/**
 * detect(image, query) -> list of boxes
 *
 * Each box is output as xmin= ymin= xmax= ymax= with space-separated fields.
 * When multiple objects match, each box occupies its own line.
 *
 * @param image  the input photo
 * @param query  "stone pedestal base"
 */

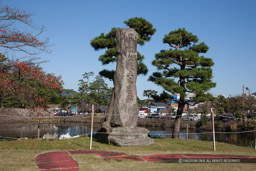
xmin=96 ymin=127 xmax=154 ymax=146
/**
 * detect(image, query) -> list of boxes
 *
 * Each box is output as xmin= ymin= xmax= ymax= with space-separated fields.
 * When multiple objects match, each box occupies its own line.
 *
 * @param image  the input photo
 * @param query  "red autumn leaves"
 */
xmin=0 ymin=55 xmax=63 ymax=108
xmin=0 ymin=5 xmax=59 ymax=109
xmin=0 ymin=6 xmax=44 ymax=47
xmin=5 ymin=6 xmax=29 ymax=21
xmin=0 ymin=30 xmax=43 ymax=46
xmin=13 ymin=60 xmax=63 ymax=90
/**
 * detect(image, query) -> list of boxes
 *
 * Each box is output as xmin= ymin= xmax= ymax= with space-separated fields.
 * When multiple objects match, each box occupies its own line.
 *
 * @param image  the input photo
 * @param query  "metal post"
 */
xmin=186 ymin=124 xmax=188 ymax=141
xmin=211 ymin=108 xmax=216 ymax=151
xmin=90 ymin=104 xmax=95 ymax=150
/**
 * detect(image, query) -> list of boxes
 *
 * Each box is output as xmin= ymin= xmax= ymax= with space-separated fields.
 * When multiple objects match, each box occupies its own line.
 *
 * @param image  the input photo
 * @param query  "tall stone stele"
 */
xmin=98 ymin=28 xmax=153 ymax=146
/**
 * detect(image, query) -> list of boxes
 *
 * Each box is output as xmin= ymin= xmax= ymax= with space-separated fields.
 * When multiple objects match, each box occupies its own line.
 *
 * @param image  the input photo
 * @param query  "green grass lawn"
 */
xmin=0 ymin=137 xmax=256 ymax=171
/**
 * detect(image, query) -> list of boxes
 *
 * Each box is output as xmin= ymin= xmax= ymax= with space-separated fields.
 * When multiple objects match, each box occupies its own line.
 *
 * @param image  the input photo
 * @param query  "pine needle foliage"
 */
xmin=149 ymin=28 xmax=216 ymax=138
xmin=150 ymin=28 xmax=216 ymax=104
xmin=91 ymin=17 xmax=156 ymax=80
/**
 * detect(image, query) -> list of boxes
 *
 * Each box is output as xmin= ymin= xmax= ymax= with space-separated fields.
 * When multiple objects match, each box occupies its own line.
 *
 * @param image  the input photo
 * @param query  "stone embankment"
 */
xmin=0 ymin=108 xmax=105 ymax=124
xmin=0 ymin=108 xmax=52 ymax=122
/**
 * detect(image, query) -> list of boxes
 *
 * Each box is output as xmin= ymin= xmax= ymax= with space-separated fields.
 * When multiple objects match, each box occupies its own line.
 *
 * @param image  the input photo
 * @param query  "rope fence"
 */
xmin=0 ymin=113 xmax=197 ymax=117
xmin=1 ymin=128 xmax=256 ymax=150
xmin=0 ymin=114 xmax=139 ymax=119
xmin=1 ymin=112 xmax=256 ymax=150
xmin=0 ymin=129 xmax=255 ymax=138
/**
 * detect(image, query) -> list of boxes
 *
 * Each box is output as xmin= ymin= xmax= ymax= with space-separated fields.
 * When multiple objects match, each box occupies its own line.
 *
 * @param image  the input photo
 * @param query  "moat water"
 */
xmin=0 ymin=122 xmax=255 ymax=147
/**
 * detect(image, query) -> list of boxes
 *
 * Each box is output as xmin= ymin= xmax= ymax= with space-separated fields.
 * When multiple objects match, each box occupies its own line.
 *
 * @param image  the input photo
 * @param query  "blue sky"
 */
xmin=3 ymin=0 xmax=256 ymax=99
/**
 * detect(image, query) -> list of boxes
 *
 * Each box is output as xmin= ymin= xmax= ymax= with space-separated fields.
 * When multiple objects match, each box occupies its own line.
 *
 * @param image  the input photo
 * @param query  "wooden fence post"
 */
xmin=90 ymin=104 xmax=95 ymax=150
xmin=186 ymin=124 xmax=188 ymax=141
xmin=211 ymin=108 xmax=216 ymax=151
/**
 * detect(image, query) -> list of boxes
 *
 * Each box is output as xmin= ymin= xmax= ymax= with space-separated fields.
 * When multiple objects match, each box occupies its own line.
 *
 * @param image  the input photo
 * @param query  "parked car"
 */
xmin=163 ymin=114 xmax=176 ymax=119
xmin=148 ymin=114 xmax=160 ymax=119
xmin=56 ymin=112 xmax=65 ymax=116
xmin=56 ymin=112 xmax=74 ymax=116
xmin=138 ymin=111 xmax=146 ymax=118
xmin=188 ymin=113 xmax=201 ymax=121
xmin=188 ymin=114 xmax=195 ymax=121
xmin=66 ymin=112 xmax=74 ymax=116
xmin=182 ymin=113 xmax=188 ymax=120
xmin=171 ymin=114 xmax=176 ymax=119
xmin=217 ymin=115 xmax=236 ymax=122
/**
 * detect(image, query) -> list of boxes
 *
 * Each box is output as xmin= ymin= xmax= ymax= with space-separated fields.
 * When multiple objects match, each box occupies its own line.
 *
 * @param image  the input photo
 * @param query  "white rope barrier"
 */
xmin=93 ymin=130 xmax=256 ymax=135
xmin=0 ymin=113 xmax=177 ymax=117
xmin=1 ymin=129 xmax=255 ymax=138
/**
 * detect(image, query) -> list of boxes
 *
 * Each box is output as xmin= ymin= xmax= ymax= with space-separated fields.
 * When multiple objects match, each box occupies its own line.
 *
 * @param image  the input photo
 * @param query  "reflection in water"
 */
xmin=56 ymin=125 xmax=91 ymax=137
xmin=0 ymin=123 xmax=255 ymax=147
xmin=147 ymin=129 xmax=255 ymax=147
xmin=0 ymin=123 xmax=54 ymax=138
xmin=0 ymin=123 xmax=97 ymax=140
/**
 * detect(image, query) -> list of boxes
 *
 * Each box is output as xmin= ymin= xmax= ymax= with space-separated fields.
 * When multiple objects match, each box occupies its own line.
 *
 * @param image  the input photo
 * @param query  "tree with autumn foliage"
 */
xmin=149 ymin=28 xmax=216 ymax=138
xmin=0 ymin=54 xmax=63 ymax=109
xmin=0 ymin=4 xmax=49 ymax=57
xmin=0 ymin=4 xmax=62 ymax=109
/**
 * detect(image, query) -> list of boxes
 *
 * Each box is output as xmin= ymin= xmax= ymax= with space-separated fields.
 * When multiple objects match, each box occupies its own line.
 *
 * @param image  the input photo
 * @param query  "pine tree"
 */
xmin=149 ymin=28 xmax=216 ymax=138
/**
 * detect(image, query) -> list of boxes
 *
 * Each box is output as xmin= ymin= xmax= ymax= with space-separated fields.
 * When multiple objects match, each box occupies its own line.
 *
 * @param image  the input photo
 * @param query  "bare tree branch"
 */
xmin=0 ymin=4 xmax=50 ymax=60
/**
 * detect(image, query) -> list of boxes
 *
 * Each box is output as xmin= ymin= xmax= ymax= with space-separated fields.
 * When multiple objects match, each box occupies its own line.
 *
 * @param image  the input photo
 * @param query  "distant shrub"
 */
xmin=196 ymin=114 xmax=208 ymax=128
xmin=248 ymin=118 xmax=256 ymax=128
xmin=235 ymin=113 xmax=242 ymax=119
xmin=226 ymin=122 xmax=237 ymax=132
xmin=215 ymin=121 xmax=222 ymax=129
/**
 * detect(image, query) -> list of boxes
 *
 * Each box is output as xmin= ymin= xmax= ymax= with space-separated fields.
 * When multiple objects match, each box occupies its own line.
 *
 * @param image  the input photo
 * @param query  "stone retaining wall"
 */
xmin=0 ymin=108 xmax=51 ymax=122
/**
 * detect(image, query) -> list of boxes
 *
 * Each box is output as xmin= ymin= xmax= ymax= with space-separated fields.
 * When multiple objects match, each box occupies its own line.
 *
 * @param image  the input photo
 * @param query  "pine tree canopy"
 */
xmin=90 ymin=28 xmax=117 ymax=50
xmin=91 ymin=17 xmax=156 ymax=80
xmin=149 ymin=28 xmax=216 ymax=104
xmin=99 ymin=69 xmax=115 ymax=81
xmin=124 ymin=17 xmax=156 ymax=45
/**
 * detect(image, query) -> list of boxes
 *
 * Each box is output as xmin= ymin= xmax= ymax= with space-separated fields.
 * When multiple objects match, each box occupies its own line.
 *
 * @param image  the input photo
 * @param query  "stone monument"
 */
xmin=98 ymin=28 xmax=154 ymax=146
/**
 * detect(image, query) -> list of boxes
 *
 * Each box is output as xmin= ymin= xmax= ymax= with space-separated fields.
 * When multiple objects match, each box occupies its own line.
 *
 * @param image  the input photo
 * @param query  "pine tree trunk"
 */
xmin=173 ymin=65 xmax=186 ymax=138
xmin=173 ymin=72 xmax=185 ymax=138
xmin=173 ymin=102 xmax=185 ymax=138
xmin=173 ymin=115 xmax=181 ymax=138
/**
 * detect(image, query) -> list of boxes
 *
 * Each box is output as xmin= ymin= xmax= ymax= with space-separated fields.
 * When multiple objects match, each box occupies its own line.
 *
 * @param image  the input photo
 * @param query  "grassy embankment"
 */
xmin=0 ymin=137 xmax=256 ymax=171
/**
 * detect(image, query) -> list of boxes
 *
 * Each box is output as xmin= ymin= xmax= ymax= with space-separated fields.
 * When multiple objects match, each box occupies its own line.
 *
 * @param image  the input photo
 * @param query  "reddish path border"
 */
xmin=35 ymin=151 xmax=256 ymax=170
xmin=35 ymin=152 xmax=78 ymax=171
